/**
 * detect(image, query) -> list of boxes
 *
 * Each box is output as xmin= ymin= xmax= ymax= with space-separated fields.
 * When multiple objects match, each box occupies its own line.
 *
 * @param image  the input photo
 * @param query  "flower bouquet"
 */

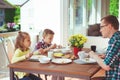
xmin=0 ymin=22 xmax=20 ymax=33
xmin=69 ymin=34 xmax=87 ymax=56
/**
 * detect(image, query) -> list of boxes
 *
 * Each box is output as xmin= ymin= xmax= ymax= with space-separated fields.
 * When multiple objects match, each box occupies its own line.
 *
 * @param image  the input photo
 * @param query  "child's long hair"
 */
xmin=15 ymin=31 xmax=30 ymax=51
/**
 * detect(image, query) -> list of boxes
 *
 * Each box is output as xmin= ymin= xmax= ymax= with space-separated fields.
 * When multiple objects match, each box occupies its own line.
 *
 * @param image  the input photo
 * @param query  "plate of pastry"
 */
xmin=51 ymin=58 xmax=72 ymax=64
xmin=74 ymin=58 xmax=96 ymax=64
xmin=81 ymin=58 xmax=96 ymax=63
xmin=29 ymin=55 xmax=47 ymax=61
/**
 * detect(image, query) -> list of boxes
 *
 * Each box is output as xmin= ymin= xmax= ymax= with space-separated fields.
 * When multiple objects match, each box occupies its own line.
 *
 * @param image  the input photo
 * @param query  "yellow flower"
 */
xmin=68 ymin=34 xmax=87 ymax=48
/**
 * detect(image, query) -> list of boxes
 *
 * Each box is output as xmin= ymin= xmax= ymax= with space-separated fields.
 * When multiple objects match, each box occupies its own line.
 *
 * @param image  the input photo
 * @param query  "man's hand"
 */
xmin=98 ymin=54 xmax=105 ymax=59
xmin=89 ymin=51 xmax=96 ymax=58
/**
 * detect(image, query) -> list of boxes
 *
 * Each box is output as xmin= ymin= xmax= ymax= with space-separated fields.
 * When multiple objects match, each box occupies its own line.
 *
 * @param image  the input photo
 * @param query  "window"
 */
xmin=61 ymin=0 xmax=112 ymax=45
xmin=0 ymin=9 xmax=4 ymax=27
xmin=68 ymin=0 xmax=110 ymax=36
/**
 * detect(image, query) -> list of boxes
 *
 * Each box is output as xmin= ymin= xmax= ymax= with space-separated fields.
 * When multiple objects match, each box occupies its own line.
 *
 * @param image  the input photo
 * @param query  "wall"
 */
xmin=84 ymin=36 xmax=109 ymax=51
xmin=21 ymin=0 xmax=61 ymax=49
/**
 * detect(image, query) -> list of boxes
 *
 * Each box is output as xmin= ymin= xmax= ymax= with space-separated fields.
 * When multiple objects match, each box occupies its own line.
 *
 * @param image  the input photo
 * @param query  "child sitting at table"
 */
xmin=35 ymin=28 xmax=63 ymax=80
xmin=11 ymin=31 xmax=42 ymax=80
xmin=35 ymin=28 xmax=61 ymax=54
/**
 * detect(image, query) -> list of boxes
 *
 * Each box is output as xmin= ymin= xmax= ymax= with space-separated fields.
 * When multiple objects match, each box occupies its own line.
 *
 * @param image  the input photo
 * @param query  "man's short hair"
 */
xmin=101 ymin=15 xmax=119 ymax=30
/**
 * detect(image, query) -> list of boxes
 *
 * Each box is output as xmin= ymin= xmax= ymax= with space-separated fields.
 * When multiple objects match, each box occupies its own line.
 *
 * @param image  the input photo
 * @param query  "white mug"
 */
xmin=78 ymin=51 xmax=88 ymax=60
xmin=48 ymin=51 xmax=53 ymax=58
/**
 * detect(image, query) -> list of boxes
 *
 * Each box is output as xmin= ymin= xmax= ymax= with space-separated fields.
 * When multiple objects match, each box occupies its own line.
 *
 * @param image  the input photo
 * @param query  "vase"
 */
xmin=73 ymin=47 xmax=82 ymax=57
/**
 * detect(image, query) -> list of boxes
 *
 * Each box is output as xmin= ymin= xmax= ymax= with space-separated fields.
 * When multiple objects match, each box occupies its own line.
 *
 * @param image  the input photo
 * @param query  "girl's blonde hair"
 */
xmin=42 ymin=29 xmax=54 ymax=37
xmin=15 ymin=31 xmax=30 ymax=51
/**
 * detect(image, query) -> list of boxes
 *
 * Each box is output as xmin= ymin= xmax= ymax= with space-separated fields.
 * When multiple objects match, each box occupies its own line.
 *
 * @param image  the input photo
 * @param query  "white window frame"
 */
xmin=61 ymin=0 xmax=110 ymax=45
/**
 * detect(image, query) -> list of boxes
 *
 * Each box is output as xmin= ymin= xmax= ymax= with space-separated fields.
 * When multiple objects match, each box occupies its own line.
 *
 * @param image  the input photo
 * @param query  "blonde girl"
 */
xmin=11 ymin=31 xmax=42 ymax=80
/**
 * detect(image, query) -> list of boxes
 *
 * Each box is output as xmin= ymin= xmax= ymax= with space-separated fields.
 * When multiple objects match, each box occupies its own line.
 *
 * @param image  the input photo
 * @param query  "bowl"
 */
xmin=61 ymin=49 xmax=71 ymax=54
xmin=39 ymin=57 xmax=51 ymax=64
xmin=52 ymin=49 xmax=61 ymax=52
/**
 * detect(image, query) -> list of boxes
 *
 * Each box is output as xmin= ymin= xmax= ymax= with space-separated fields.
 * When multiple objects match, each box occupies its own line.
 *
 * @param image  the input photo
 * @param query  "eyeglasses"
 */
xmin=100 ymin=24 xmax=108 ymax=29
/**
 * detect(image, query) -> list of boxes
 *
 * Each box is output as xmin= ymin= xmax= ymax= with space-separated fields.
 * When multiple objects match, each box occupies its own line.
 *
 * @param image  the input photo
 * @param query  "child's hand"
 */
xmin=38 ymin=48 xmax=44 ymax=54
xmin=25 ymin=53 xmax=33 ymax=59
xmin=57 ymin=45 xmax=62 ymax=48
xmin=50 ymin=44 xmax=57 ymax=49
xmin=29 ymin=53 xmax=33 ymax=57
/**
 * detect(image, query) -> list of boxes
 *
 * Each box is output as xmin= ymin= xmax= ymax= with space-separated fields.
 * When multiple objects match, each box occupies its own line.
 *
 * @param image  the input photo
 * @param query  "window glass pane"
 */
xmin=0 ymin=9 xmax=4 ymax=27
xmin=87 ymin=0 xmax=92 ymax=23
xmin=69 ymin=0 xmax=90 ymax=35
xmin=75 ymin=0 xmax=83 ymax=26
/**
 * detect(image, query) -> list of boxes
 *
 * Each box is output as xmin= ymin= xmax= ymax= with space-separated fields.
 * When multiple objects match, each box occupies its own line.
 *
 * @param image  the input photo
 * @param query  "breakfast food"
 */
xmin=85 ymin=58 xmax=90 ymax=61
xmin=61 ymin=60 xmax=65 ymax=63
xmin=53 ymin=53 xmax=63 ymax=57
xmin=63 ymin=54 xmax=71 ymax=58
xmin=70 ymin=55 xmax=77 ymax=60
xmin=63 ymin=54 xmax=77 ymax=60
xmin=51 ymin=58 xmax=72 ymax=64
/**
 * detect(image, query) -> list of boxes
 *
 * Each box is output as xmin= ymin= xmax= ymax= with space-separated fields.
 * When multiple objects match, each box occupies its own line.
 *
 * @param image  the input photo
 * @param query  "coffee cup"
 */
xmin=78 ymin=51 xmax=88 ymax=60
xmin=91 ymin=45 xmax=96 ymax=52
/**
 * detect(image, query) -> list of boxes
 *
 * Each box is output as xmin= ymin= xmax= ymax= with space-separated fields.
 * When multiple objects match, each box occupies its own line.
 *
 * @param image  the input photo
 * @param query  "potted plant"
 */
xmin=69 ymin=34 xmax=87 ymax=57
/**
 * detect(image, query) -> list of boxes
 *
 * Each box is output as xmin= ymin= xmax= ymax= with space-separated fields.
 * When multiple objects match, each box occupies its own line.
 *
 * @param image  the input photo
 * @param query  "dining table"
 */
xmin=8 ymin=54 xmax=101 ymax=80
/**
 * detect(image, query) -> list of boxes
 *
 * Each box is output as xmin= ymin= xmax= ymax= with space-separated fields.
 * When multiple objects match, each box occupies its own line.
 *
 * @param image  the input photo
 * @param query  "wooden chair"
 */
xmin=14 ymin=74 xmax=19 ymax=80
xmin=38 ymin=74 xmax=47 ymax=80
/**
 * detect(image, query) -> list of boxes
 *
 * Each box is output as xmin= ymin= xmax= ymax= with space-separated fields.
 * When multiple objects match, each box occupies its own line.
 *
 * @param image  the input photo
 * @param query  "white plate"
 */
xmin=74 ymin=59 xmax=86 ymax=64
xmin=51 ymin=58 xmax=72 ymax=64
xmin=61 ymin=49 xmax=72 ymax=53
xmin=81 ymin=58 xmax=96 ymax=63
xmin=52 ymin=49 xmax=61 ymax=52
xmin=74 ymin=58 xmax=96 ymax=64
xmin=29 ymin=55 xmax=47 ymax=61
xmin=39 ymin=57 xmax=51 ymax=64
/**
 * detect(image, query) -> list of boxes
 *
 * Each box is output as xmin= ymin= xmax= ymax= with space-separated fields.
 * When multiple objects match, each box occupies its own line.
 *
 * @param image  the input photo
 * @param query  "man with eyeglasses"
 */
xmin=89 ymin=15 xmax=120 ymax=80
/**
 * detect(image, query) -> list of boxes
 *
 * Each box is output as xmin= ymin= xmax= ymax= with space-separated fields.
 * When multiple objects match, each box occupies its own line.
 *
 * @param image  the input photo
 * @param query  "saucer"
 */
xmin=74 ymin=58 xmax=96 ymax=64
